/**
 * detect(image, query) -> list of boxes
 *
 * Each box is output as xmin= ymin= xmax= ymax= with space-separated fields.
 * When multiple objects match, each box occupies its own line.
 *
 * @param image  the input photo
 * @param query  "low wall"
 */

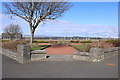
xmin=2 ymin=48 xmax=18 ymax=61
xmin=73 ymin=51 xmax=90 ymax=61
xmin=31 ymin=50 xmax=47 ymax=61
xmin=1 ymin=44 xmax=31 ymax=63
xmin=1 ymin=45 xmax=47 ymax=62
xmin=73 ymin=47 xmax=119 ymax=62
xmin=103 ymin=47 xmax=119 ymax=59
xmin=1 ymin=44 xmax=119 ymax=63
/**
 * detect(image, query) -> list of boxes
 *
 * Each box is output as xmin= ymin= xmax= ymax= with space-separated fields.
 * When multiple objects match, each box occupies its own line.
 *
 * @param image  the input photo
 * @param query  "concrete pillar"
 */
xmin=89 ymin=48 xmax=104 ymax=62
xmin=17 ymin=44 xmax=31 ymax=63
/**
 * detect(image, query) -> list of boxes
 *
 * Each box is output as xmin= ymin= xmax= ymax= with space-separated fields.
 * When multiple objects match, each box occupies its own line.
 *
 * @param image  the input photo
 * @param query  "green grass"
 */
xmin=80 ymin=40 xmax=92 ymax=43
xmin=32 ymin=45 xmax=51 ymax=50
xmin=33 ymin=40 xmax=49 ymax=43
xmin=71 ymin=45 xmax=90 ymax=52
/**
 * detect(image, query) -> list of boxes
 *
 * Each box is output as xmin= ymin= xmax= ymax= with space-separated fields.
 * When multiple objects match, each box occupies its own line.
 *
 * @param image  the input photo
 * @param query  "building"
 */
xmin=1 ymin=33 xmax=23 ymax=40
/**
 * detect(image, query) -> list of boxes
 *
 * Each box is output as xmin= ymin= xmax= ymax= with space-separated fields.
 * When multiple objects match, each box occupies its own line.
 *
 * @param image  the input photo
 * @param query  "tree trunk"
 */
xmin=10 ymin=35 xmax=13 ymax=40
xmin=30 ymin=32 xmax=34 ymax=47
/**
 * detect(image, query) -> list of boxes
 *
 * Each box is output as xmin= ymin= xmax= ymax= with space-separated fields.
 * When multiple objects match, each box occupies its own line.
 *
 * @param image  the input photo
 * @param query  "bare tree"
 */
xmin=4 ymin=23 xmax=22 ymax=40
xmin=3 ymin=1 xmax=72 ymax=46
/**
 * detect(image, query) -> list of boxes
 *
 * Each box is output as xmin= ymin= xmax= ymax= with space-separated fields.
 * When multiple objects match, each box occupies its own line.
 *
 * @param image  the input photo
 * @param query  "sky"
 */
xmin=0 ymin=2 xmax=118 ymax=38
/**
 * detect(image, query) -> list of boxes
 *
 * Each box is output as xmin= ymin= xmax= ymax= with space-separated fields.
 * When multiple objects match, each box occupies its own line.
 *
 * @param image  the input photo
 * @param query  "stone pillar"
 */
xmin=17 ymin=44 xmax=31 ymax=63
xmin=89 ymin=48 xmax=104 ymax=62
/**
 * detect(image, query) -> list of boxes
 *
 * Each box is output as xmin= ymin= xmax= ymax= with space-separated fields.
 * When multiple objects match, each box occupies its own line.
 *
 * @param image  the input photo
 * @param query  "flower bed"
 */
xmin=2 ymin=39 xmax=29 ymax=51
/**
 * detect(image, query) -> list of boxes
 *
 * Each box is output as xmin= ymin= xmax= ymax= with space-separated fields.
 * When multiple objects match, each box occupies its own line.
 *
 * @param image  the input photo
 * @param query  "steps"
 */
xmin=46 ymin=54 xmax=73 ymax=61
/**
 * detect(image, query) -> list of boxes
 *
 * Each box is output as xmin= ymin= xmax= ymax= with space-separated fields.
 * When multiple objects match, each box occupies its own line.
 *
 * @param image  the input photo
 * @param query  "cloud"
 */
xmin=36 ymin=20 xmax=118 ymax=37
xmin=1 ymin=14 xmax=118 ymax=38
xmin=0 ymin=14 xmax=2 ymax=34
xmin=1 ymin=14 xmax=30 ymax=34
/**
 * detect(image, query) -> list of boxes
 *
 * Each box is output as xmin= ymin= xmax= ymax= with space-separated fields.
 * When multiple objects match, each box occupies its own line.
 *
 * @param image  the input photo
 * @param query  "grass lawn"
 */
xmin=32 ymin=45 xmax=51 ymax=50
xmin=71 ymin=44 xmax=90 ymax=52
xmin=33 ymin=40 xmax=49 ymax=43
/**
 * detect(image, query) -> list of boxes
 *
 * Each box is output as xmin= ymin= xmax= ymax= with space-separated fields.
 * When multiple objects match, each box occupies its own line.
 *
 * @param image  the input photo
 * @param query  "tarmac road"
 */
xmin=2 ymin=55 xmax=118 ymax=78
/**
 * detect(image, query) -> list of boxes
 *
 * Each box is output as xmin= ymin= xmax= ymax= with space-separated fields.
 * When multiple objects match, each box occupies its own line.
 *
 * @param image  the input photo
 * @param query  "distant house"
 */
xmin=1 ymin=33 xmax=23 ymax=40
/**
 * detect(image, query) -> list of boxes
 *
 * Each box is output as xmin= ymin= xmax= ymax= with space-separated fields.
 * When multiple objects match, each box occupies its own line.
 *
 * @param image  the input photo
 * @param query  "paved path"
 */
xmin=0 ymin=53 xmax=2 ymax=79
xmin=2 ymin=55 xmax=118 ymax=78
xmin=46 ymin=54 xmax=73 ymax=61
xmin=46 ymin=45 xmax=77 ymax=55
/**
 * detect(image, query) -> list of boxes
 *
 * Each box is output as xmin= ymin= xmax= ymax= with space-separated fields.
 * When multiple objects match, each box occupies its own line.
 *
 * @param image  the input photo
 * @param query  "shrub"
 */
xmin=105 ymin=39 xmax=120 ymax=47
xmin=2 ymin=42 xmax=18 ymax=51
xmin=90 ymin=41 xmax=114 ymax=48
xmin=2 ymin=39 xmax=29 ymax=51
xmin=80 ymin=40 xmax=92 ymax=43
xmin=70 ymin=40 xmax=79 ymax=43
xmin=1 ymin=40 xmax=10 ymax=42
xmin=32 ymin=45 xmax=51 ymax=50
xmin=33 ymin=41 xmax=38 ymax=43
xmin=112 ymin=40 xmax=120 ymax=47
xmin=49 ymin=41 xmax=58 ymax=44
xmin=105 ymin=40 xmax=117 ymax=43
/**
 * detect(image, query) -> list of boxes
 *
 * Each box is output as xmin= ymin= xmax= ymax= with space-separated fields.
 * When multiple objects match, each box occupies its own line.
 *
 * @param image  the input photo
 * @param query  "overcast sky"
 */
xmin=0 ymin=2 xmax=118 ymax=38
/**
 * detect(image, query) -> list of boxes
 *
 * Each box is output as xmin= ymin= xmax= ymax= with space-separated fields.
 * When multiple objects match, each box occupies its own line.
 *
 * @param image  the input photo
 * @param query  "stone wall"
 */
xmin=31 ymin=50 xmax=46 ymax=61
xmin=17 ymin=44 xmax=31 ymax=63
xmin=1 ymin=44 xmax=47 ymax=62
xmin=103 ymin=47 xmax=119 ymax=59
xmin=73 ymin=47 xmax=119 ymax=62
xmin=1 ymin=44 xmax=119 ymax=63
xmin=73 ymin=51 xmax=90 ymax=61
xmin=2 ymin=48 xmax=18 ymax=61
xmin=1 ymin=44 xmax=31 ymax=63
xmin=89 ymin=48 xmax=105 ymax=62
